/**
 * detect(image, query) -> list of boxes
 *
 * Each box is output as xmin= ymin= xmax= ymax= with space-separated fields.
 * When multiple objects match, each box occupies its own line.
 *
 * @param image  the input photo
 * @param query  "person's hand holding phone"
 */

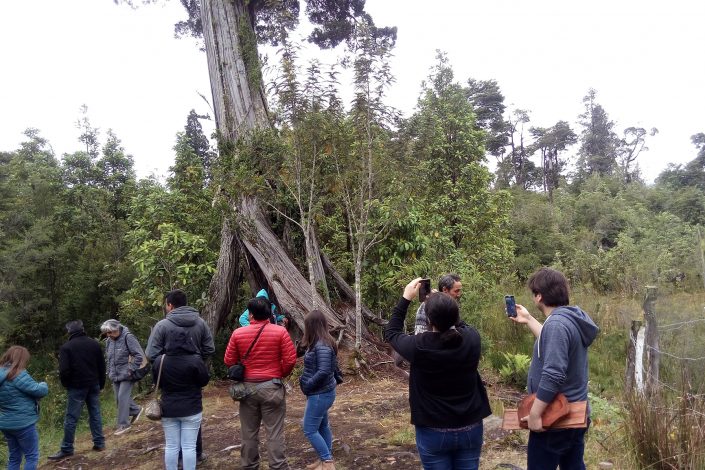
xmin=418 ymin=279 xmax=431 ymax=302
xmin=510 ymin=304 xmax=532 ymax=324
xmin=403 ymin=278 xmax=423 ymax=301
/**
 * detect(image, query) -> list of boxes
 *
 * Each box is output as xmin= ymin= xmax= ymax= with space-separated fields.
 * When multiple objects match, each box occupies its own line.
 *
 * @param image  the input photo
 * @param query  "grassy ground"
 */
xmin=23 ymin=363 xmax=633 ymax=469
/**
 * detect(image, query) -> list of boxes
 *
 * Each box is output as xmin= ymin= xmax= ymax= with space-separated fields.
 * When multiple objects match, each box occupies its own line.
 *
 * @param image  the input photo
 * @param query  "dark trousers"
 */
xmin=61 ymin=385 xmax=104 ymax=453
xmin=527 ymin=425 xmax=589 ymax=470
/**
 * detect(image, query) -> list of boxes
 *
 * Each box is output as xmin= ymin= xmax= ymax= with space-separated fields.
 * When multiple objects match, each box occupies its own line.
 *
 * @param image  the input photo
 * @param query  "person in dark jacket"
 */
xmin=153 ymin=327 xmax=210 ymax=470
xmin=299 ymin=310 xmax=339 ymax=470
xmin=147 ymin=289 xmax=214 ymax=464
xmin=0 ymin=346 xmax=49 ymax=470
xmin=101 ymin=319 xmax=145 ymax=435
xmin=48 ymin=320 xmax=106 ymax=461
xmin=510 ymin=268 xmax=599 ymax=470
xmin=384 ymin=278 xmax=491 ymax=470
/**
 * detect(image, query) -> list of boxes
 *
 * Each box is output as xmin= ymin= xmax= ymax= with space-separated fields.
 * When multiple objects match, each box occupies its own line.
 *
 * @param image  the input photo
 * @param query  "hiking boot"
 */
xmin=114 ymin=425 xmax=131 ymax=435
xmin=306 ymin=461 xmax=322 ymax=469
xmin=130 ymin=406 xmax=143 ymax=424
xmin=93 ymin=445 xmax=105 ymax=451
xmin=321 ymin=461 xmax=336 ymax=470
xmin=47 ymin=450 xmax=73 ymax=460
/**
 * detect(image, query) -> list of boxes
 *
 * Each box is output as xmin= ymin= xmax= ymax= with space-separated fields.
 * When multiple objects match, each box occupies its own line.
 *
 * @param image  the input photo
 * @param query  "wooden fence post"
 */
xmin=625 ymin=319 xmax=642 ymax=393
xmin=643 ymin=286 xmax=659 ymax=396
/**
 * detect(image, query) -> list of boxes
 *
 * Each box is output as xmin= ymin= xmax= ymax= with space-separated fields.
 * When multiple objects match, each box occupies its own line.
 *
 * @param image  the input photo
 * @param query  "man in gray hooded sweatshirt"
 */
xmin=510 ymin=268 xmax=599 ymax=470
xmin=147 ymin=289 xmax=215 ymax=464
xmin=146 ymin=289 xmax=215 ymax=363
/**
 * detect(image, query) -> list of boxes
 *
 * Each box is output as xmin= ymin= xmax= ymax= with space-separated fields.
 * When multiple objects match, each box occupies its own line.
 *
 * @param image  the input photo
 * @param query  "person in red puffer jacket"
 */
xmin=224 ymin=296 xmax=297 ymax=470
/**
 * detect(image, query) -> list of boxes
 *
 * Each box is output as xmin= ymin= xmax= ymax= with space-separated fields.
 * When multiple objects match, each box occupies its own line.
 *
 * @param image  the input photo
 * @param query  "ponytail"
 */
xmin=439 ymin=325 xmax=463 ymax=348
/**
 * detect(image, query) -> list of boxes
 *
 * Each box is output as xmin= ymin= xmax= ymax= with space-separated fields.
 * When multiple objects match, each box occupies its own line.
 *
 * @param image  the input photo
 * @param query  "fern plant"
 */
xmin=499 ymin=352 xmax=531 ymax=389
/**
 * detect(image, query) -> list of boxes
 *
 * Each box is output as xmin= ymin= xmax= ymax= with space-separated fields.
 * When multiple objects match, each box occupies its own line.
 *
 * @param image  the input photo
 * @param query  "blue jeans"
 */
xmin=302 ymin=389 xmax=336 ymax=461
xmin=162 ymin=412 xmax=202 ymax=470
xmin=527 ymin=424 xmax=589 ymax=470
xmin=415 ymin=423 xmax=483 ymax=470
xmin=3 ymin=424 xmax=39 ymax=470
xmin=61 ymin=385 xmax=104 ymax=453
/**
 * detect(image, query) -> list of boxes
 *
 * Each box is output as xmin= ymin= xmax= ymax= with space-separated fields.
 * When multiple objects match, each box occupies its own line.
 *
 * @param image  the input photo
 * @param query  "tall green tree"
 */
xmin=576 ymin=88 xmax=619 ymax=178
xmin=407 ymin=53 xmax=513 ymax=290
xmin=530 ymin=121 xmax=577 ymax=200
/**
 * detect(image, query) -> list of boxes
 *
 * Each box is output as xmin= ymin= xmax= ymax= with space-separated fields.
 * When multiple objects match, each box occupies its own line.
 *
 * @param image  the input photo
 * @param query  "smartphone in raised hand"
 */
xmin=505 ymin=295 xmax=517 ymax=318
xmin=419 ymin=278 xmax=432 ymax=303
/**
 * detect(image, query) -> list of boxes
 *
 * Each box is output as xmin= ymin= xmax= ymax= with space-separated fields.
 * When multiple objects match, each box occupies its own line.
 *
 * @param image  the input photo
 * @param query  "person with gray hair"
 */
xmin=414 ymin=274 xmax=462 ymax=334
xmin=101 ymin=319 xmax=145 ymax=435
xmin=48 ymin=320 xmax=106 ymax=461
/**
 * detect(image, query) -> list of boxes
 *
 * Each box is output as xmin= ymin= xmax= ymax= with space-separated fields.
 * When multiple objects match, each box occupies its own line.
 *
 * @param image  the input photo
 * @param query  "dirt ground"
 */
xmin=38 ymin=358 xmax=530 ymax=470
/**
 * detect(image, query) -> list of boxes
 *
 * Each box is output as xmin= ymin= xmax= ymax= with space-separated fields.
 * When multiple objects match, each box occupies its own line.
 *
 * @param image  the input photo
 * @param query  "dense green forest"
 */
xmin=1 ymin=51 xmax=703 ymax=352
xmin=2 ymin=21 xmax=705 ymax=468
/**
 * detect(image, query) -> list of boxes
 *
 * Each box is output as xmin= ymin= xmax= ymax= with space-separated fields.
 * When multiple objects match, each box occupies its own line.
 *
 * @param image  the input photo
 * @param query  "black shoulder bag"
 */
xmin=227 ymin=323 xmax=267 ymax=382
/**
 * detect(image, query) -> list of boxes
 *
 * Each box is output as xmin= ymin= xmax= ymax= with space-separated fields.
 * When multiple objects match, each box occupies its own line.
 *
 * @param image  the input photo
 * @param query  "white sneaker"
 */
xmin=114 ymin=425 xmax=131 ymax=436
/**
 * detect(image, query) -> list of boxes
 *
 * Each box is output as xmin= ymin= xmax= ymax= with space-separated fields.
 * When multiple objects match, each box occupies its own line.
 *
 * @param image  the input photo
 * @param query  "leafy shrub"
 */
xmin=499 ymin=352 xmax=530 ymax=389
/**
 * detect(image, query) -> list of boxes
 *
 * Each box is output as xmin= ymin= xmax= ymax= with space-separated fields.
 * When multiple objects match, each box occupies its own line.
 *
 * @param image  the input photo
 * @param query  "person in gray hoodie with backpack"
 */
xmin=146 ymin=289 xmax=215 ymax=464
xmin=101 ymin=319 xmax=146 ymax=435
xmin=510 ymin=267 xmax=599 ymax=470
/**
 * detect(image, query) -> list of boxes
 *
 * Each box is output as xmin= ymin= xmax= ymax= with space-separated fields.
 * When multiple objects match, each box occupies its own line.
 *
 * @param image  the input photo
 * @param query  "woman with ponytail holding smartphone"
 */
xmin=384 ymin=278 xmax=491 ymax=470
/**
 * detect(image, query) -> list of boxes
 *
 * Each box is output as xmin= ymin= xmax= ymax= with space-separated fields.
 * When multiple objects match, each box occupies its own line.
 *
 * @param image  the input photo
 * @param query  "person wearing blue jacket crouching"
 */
xmin=299 ymin=310 xmax=339 ymax=470
xmin=239 ymin=288 xmax=286 ymax=327
xmin=0 ymin=346 xmax=49 ymax=470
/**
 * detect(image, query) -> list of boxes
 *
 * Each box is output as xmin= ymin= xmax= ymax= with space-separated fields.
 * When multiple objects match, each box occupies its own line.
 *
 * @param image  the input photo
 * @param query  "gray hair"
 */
xmin=438 ymin=273 xmax=461 ymax=292
xmin=100 ymin=319 xmax=121 ymax=334
xmin=65 ymin=320 xmax=84 ymax=334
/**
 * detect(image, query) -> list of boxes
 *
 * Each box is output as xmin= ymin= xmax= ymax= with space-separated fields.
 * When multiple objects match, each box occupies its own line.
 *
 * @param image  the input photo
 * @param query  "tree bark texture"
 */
xmin=200 ymin=0 xmax=269 ymax=139
xmin=201 ymin=219 xmax=240 ymax=332
xmin=237 ymin=196 xmax=357 ymax=342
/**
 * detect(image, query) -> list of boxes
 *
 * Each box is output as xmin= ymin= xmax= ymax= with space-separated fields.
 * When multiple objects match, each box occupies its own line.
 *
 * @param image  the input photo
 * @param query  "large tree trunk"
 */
xmin=199 ymin=0 xmax=377 ymax=350
xmin=201 ymin=0 xmax=269 ymax=139
xmin=200 ymin=0 xmax=268 ymax=335
xmin=238 ymin=197 xmax=361 ymax=344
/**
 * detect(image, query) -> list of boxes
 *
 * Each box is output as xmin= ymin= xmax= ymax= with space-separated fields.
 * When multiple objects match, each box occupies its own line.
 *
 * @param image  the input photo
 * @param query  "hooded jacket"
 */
xmin=527 ymin=306 xmax=599 ymax=404
xmin=146 ymin=306 xmax=215 ymax=362
xmin=105 ymin=326 xmax=145 ymax=382
xmin=239 ymin=289 xmax=284 ymax=327
xmin=152 ymin=327 xmax=210 ymax=418
xmin=59 ymin=331 xmax=106 ymax=389
xmin=384 ymin=297 xmax=492 ymax=428
xmin=0 ymin=367 xmax=49 ymax=431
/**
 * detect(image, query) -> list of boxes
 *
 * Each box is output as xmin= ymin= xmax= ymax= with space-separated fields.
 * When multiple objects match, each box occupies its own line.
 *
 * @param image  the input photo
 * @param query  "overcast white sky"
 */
xmin=2 ymin=0 xmax=704 ymax=182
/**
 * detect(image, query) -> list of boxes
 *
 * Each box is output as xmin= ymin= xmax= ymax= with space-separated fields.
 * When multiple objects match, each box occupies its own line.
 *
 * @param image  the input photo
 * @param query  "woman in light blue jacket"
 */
xmin=0 ymin=346 xmax=49 ymax=470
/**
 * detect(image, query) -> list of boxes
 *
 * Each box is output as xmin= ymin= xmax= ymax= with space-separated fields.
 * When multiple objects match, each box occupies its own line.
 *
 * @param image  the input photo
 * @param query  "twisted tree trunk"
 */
xmin=199 ymin=0 xmax=374 ymax=348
